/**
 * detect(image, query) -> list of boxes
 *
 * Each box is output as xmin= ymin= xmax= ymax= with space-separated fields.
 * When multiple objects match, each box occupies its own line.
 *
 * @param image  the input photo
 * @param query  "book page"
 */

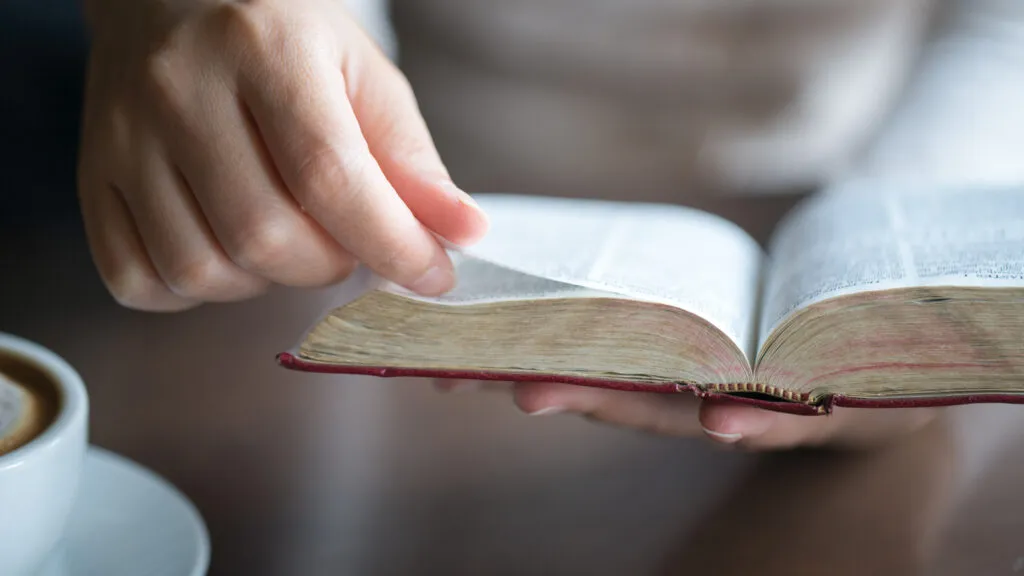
xmin=759 ymin=184 xmax=1024 ymax=345
xmin=387 ymin=255 xmax=617 ymax=304
xmin=389 ymin=195 xmax=764 ymax=359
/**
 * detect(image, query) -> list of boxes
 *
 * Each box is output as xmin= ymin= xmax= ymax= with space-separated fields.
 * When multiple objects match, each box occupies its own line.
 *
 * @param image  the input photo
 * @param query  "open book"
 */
xmin=278 ymin=185 xmax=1024 ymax=414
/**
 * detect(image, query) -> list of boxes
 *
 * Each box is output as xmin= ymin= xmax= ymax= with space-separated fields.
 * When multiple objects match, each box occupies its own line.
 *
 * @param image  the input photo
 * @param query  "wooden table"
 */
xmin=4 ymin=227 xmax=1024 ymax=576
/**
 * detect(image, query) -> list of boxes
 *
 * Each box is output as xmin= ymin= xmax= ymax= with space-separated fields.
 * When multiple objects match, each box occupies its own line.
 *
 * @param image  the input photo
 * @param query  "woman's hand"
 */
xmin=78 ymin=0 xmax=487 ymax=311
xmin=437 ymin=380 xmax=941 ymax=450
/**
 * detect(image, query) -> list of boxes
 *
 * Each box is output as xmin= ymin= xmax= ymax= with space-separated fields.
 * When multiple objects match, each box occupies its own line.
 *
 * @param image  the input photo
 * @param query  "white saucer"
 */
xmin=38 ymin=446 xmax=210 ymax=576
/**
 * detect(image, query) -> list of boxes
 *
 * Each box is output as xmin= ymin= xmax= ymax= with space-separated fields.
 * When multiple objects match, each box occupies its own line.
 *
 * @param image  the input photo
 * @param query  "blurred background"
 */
xmin=3 ymin=0 xmax=1024 ymax=574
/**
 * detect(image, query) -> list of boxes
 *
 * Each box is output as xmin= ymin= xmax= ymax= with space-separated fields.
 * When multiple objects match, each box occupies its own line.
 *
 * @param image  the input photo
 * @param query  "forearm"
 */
xmin=838 ymin=0 xmax=1024 ymax=188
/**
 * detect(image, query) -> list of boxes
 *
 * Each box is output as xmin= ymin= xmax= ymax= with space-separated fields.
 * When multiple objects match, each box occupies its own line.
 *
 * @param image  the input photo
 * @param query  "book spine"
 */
xmin=700 ymin=382 xmax=811 ymax=403
xmin=275 ymin=352 xmax=827 ymax=415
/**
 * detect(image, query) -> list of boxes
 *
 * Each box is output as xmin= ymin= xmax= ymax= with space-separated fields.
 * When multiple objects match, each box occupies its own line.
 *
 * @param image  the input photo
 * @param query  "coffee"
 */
xmin=0 ymin=351 xmax=61 ymax=456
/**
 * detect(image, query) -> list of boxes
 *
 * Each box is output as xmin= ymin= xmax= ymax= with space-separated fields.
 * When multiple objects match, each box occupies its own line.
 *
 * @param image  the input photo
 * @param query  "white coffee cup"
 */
xmin=0 ymin=333 xmax=88 ymax=575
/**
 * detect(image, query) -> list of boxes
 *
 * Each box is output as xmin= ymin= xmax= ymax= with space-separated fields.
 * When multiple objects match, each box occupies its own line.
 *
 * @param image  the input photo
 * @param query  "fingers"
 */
xmin=699 ymin=401 xmax=942 ymax=450
xmin=78 ymin=177 xmax=198 ymax=312
xmin=86 ymin=3 xmax=481 ymax=307
xmin=511 ymin=382 xmax=704 ymax=436
xmin=437 ymin=379 xmax=940 ymax=451
xmin=434 ymin=379 xmax=514 ymax=393
xmin=346 ymin=38 xmax=489 ymax=247
xmin=120 ymin=142 xmax=269 ymax=302
xmin=240 ymin=37 xmax=457 ymax=296
xmin=154 ymin=77 xmax=357 ymax=289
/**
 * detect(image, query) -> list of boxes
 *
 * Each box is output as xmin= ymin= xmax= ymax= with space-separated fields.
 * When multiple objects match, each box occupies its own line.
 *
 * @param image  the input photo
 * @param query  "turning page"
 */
xmin=387 ymin=255 xmax=618 ymax=304
xmin=759 ymin=183 xmax=1024 ymax=347
xmin=388 ymin=194 xmax=765 ymax=359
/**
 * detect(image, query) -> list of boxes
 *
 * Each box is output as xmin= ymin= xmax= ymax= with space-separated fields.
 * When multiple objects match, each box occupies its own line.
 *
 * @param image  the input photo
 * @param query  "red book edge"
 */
xmin=277 ymin=352 xmax=1024 ymax=415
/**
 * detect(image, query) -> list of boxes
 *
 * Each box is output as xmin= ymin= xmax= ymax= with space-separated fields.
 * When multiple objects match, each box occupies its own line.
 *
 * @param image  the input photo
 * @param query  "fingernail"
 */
xmin=701 ymin=407 xmax=777 ymax=443
xmin=702 ymin=428 xmax=743 ymax=443
xmin=408 ymin=262 xmax=455 ymax=296
xmin=527 ymin=406 xmax=565 ymax=416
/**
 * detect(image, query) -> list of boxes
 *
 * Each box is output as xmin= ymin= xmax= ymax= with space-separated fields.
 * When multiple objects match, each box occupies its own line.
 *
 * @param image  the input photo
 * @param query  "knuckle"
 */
xmin=376 ymin=78 xmax=439 ymax=165
xmin=293 ymin=144 xmax=365 ymax=205
xmin=166 ymin=255 xmax=228 ymax=297
xmin=234 ymin=218 xmax=294 ymax=271
xmin=378 ymin=115 xmax=434 ymax=163
xmin=143 ymin=49 xmax=190 ymax=116
xmin=212 ymin=3 xmax=275 ymax=64
xmin=374 ymin=238 xmax=424 ymax=280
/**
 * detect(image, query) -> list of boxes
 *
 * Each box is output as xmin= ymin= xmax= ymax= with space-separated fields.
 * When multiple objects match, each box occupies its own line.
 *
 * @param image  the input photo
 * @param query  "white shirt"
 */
xmin=350 ymin=0 xmax=1024 ymax=205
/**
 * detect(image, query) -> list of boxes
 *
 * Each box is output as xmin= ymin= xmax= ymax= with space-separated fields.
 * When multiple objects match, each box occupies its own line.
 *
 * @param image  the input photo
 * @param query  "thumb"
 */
xmin=698 ymin=400 xmax=941 ymax=450
xmin=344 ymin=35 xmax=489 ymax=247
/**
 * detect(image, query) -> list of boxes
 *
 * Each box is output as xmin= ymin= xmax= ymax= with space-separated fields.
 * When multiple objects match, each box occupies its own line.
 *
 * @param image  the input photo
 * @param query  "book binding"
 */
xmin=277 ymin=352 xmax=1024 ymax=415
